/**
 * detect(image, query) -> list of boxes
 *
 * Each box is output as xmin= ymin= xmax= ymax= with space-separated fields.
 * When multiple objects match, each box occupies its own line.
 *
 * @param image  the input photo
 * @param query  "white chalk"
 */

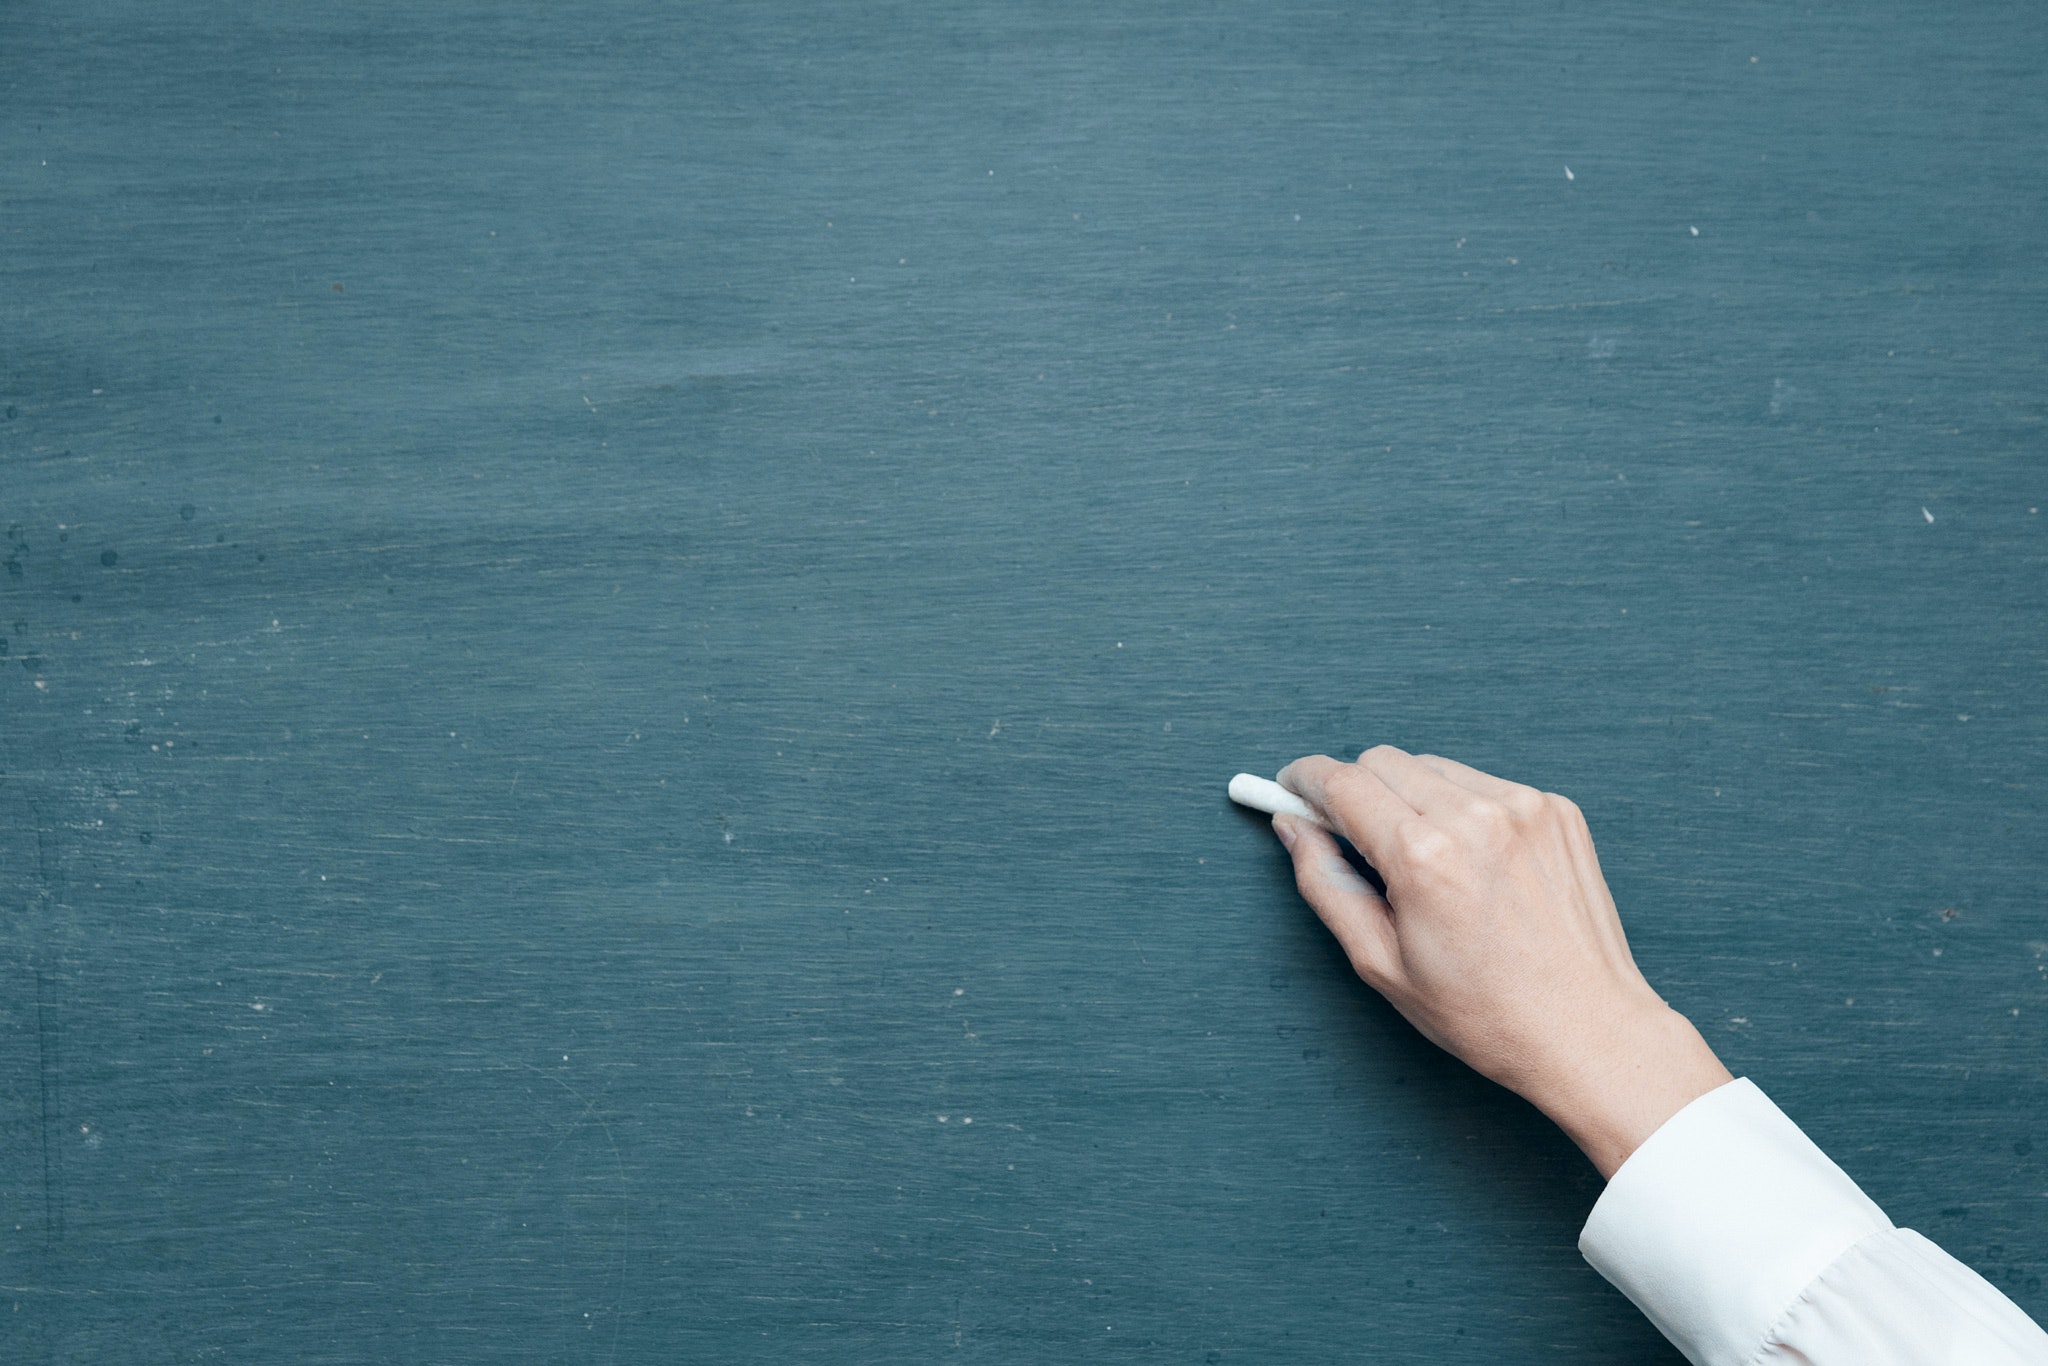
xmin=1227 ymin=773 xmax=1333 ymax=831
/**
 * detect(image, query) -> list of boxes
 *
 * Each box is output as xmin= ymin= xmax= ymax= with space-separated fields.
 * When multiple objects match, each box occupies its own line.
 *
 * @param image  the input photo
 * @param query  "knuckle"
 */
xmin=1544 ymin=791 xmax=1586 ymax=825
xmin=1465 ymin=798 xmax=1514 ymax=842
xmin=1362 ymin=744 xmax=1404 ymax=764
xmin=1394 ymin=820 xmax=1455 ymax=869
xmin=1466 ymin=796 xmax=1509 ymax=827
xmin=1502 ymin=785 xmax=1546 ymax=819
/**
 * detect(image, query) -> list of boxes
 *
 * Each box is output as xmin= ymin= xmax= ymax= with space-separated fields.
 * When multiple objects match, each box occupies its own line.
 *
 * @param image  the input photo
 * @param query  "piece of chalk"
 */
xmin=1227 ymin=773 xmax=1333 ymax=831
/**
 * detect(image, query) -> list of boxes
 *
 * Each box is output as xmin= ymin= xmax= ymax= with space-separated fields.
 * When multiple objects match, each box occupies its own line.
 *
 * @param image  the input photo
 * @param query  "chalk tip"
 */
xmin=1227 ymin=772 xmax=1332 ymax=830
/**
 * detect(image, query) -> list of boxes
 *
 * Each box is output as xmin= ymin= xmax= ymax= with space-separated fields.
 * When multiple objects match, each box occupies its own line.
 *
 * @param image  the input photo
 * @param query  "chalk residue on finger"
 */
xmin=1227 ymin=773 xmax=1332 ymax=830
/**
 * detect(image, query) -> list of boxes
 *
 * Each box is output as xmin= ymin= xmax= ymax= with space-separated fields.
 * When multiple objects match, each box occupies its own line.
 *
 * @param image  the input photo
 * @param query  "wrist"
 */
xmin=1521 ymin=1003 xmax=1734 ymax=1180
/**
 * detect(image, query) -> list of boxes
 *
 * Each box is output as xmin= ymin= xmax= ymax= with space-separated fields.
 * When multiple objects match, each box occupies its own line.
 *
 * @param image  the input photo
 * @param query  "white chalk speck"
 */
xmin=954 ymin=988 xmax=965 ymax=996
xmin=1689 ymin=226 xmax=1700 ymax=236
xmin=1923 ymin=507 xmax=1935 ymax=523
xmin=1564 ymin=166 xmax=1574 ymax=181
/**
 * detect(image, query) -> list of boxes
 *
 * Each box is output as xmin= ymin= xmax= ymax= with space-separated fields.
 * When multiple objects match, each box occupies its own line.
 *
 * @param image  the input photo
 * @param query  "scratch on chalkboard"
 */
xmin=1483 ymin=296 xmax=1670 ymax=315
xmin=515 ymin=1064 xmax=630 ymax=1365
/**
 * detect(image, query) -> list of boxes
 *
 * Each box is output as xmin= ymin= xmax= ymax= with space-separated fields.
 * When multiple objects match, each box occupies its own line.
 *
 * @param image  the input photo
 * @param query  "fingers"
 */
xmin=1412 ymin=753 xmax=1548 ymax=817
xmin=1278 ymin=747 xmax=1555 ymax=878
xmin=1273 ymin=815 xmax=1401 ymax=988
xmin=1355 ymin=744 xmax=1483 ymax=817
xmin=1275 ymin=754 xmax=1413 ymax=872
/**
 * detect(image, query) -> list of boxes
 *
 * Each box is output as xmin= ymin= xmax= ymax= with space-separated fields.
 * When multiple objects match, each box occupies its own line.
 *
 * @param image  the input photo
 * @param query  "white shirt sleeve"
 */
xmin=1579 ymin=1076 xmax=2048 ymax=1365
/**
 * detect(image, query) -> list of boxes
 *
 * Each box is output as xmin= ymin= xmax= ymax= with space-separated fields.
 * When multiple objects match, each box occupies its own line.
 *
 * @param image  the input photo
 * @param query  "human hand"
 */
xmin=1271 ymin=746 xmax=1731 ymax=1179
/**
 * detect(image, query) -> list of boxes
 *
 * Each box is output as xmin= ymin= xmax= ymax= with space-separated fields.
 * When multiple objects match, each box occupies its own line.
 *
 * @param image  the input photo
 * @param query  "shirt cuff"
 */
xmin=1578 ymin=1076 xmax=1894 ymax=1366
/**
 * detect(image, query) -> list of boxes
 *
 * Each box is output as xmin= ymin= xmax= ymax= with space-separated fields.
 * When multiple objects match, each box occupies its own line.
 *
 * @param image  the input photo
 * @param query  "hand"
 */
xmin=1271 ymin=746 xmax=1732 ymax=1179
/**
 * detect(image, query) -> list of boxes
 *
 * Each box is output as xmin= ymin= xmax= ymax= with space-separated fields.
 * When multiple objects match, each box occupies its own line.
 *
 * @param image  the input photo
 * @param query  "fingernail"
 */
xmin=1272 ymin=816 xmax=1298 ymax=849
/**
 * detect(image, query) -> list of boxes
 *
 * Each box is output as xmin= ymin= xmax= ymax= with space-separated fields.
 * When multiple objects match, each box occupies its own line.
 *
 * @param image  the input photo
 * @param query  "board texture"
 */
xmin=4 ymin=2 xmax=2046 ymax=1361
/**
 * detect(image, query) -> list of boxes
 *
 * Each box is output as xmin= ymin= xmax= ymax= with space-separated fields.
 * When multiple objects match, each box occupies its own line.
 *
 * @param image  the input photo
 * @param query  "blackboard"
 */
xmin=4 ymin=2 xmax=2044 ymax=1360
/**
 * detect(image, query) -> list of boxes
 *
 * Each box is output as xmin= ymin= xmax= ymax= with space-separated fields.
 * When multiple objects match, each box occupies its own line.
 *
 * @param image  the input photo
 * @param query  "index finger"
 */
xmin=1276 ymin=754 xmax=1414 ymax=874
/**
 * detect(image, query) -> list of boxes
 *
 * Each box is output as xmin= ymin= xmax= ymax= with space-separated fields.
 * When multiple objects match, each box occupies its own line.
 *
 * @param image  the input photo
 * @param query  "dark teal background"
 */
xmin=4 ymin=2 xmax=2045 ymax=1360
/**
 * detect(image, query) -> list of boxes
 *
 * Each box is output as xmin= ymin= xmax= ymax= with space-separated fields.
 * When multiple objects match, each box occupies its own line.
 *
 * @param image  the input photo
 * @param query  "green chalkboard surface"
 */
xmin=4 ymin=2 xmax=2045 ymax=1360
